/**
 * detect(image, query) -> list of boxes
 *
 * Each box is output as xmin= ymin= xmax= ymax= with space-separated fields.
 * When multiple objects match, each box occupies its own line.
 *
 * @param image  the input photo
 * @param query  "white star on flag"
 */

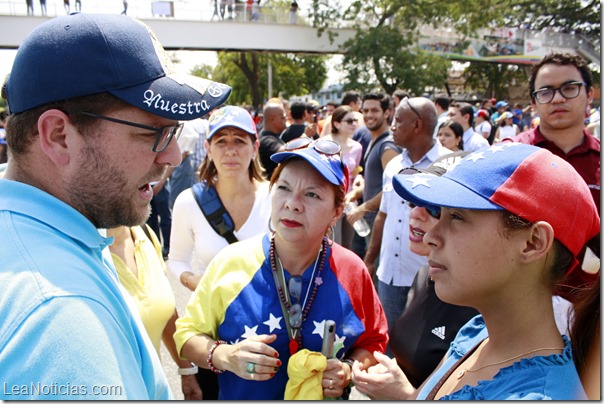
xmin=241 ymin=325 xmax=259 ymax=339
xmin=405 ymin=175 xmax=432 ymax=188
xmin=312 ymin=320 xmax=326 ymax=338
xmin=488 ymin=145 xmax=505 ymax=153
xmin=466 ymin=152 xmax=485 ymax=163
xmin=263 ymin=313 xmax=282 ymax=333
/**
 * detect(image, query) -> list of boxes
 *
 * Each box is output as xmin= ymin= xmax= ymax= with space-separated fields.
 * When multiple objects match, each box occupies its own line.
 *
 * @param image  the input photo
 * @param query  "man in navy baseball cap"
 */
xmin=0 ymin=13 xmax=231 ymax=399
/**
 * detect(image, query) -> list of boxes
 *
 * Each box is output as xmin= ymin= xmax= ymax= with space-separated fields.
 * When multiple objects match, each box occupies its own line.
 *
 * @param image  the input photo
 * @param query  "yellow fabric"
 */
xmin=284 ymin=349 xmax=327 ymax=400
xmin=112 ymin=226 xmax=176 ymax=356
xmin=173 ymin=235 xmax=266 ymax=356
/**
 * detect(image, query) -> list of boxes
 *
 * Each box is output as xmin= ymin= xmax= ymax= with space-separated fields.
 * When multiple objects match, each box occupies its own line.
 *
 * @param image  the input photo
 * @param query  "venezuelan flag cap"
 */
xmin=393 ymin=143 xmax=599 ymax=272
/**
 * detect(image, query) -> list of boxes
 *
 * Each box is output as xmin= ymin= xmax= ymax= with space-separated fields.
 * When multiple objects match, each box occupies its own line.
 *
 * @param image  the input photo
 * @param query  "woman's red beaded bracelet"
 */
xmin=207 ymin=340 xmax=227 ymax=374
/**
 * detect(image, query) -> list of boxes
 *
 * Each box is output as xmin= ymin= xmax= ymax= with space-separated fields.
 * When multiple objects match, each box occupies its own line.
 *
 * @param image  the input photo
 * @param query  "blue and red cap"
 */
xmin=270 ymin=140 xmax=349 ymax=192
xmin=207 ymin=106 xmax=257 ymax=140
xmin=393 ymin=143 xmax=600 ymax=269
xmin=4 ymin=13 xmax=231 ymax=120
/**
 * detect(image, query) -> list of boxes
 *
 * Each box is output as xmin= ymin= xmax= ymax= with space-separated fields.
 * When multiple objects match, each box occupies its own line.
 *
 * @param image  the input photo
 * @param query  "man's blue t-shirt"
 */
xmin=0 ymin=179 xmax=171 ymax=400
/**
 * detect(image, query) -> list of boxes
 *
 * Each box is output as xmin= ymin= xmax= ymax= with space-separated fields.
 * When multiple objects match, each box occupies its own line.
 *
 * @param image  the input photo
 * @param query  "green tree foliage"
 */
xmin=312 ymin=0 xmax=599 ymax=97
xmin=203 ymin=52 xmax=328 ymax=108
xmin=503 ymin=0 xmax=600 ymax=48
xmin=463 ymin=63 xmax=528 ymax=100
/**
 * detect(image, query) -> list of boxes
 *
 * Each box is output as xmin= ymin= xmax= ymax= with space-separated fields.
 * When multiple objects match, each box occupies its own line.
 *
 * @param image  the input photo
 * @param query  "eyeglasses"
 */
xmin=342 ymin=118 xmax=358 ymax=125
xmin=288 ymin=276 xmax=302 ymax=329
xmin=532 ymin=81 xmax=585 ymax=104
xmin=406 ymin=200 xmax=441 ymax=219
xmin=77 ymin=111 xmax=184 ymax=152
xmin=402 ymin=97 xmax=421 ymax=119
xmin=284 ymin=137 xmax=341 ymax=155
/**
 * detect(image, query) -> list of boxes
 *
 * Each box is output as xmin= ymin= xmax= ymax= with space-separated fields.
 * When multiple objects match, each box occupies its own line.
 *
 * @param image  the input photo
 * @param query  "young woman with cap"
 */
xmin=168 ymin=105 xmax=271 ymax=399
xmin=352 ymin=143 xmax=599 ymax=400
xmin=386 ymin=152 xmax=479 ymax=390
xmin=174 ymin=138 xmax=387 ymax=400
xmin=169 ymin=105 xmax=270 ymax=291
xmin=495 ymin=111 xmax=520 ymax=141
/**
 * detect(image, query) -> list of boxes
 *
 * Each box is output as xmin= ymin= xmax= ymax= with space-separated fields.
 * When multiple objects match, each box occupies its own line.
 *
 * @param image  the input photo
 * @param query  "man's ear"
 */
xmin=38 ymin=109 xmax=73 ymax=166
xmin=520 ymin=221 xmax=555 ymax=264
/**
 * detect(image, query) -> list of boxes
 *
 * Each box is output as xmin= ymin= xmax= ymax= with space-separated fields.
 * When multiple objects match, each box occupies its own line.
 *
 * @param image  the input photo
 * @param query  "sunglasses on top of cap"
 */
xmin=76 ymin=111 xmax=184 ymax=153
xmin=284 ymin=137 xmax=341 ymax=155
xmin=283 ymin=137 xmax=347 ymax=184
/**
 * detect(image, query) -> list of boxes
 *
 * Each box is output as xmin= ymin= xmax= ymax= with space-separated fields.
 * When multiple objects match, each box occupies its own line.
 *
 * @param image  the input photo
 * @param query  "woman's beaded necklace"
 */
xmin=270 ymin=235 xmax=328 ymax=355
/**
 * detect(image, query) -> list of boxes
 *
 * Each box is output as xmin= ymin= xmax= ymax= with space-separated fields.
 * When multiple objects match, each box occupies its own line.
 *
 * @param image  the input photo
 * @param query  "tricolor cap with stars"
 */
xmin=271 ymin=144 xmax=347 ymax=190
xmin=393 ymin=143 xmax=599 ymax=273
xmin=207 ymin=105 xmax=257 ymax=140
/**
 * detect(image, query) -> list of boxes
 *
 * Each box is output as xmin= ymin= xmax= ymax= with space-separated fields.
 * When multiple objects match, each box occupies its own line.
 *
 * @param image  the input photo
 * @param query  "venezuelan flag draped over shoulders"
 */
xmin=175 ymin=233 xmax=387 ymax=400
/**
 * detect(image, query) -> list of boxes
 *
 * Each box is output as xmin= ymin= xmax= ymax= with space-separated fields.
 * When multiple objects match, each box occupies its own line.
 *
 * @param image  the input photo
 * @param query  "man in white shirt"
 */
xmin=364 ymin=97 xmax=451 ymax=346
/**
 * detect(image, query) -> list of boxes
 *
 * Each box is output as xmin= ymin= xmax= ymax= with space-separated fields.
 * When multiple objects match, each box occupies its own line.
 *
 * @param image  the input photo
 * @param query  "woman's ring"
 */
xmin=246 ymin=362 xmax=255 ymax=374
xmin=328 ymin=379 xmax=334 ymax=390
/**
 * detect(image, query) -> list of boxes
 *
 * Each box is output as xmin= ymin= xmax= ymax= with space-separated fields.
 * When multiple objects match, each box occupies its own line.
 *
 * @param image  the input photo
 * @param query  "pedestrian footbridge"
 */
xmin=0 ymin=1 xmax=598 ymax=66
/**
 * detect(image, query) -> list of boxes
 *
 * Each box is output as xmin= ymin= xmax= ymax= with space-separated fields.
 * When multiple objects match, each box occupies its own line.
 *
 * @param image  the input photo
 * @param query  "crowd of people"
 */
xmin=0 ymin=11 xmax=600 ymax=402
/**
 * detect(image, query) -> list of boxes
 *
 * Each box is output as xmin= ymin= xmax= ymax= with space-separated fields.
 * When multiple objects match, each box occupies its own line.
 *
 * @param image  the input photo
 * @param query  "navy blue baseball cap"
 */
xmin=207 ymin=106 xmax=257 ymax=140
xmin=4 ymin=13 xmax=231 ymax=119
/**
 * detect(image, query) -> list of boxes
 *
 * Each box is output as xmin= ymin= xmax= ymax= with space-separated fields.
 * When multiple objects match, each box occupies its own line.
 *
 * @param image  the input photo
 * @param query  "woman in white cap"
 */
xmin=169 ymin=105 xmax=271 ymax=399
xmin=174 ymin=137 xmax=387 ymax=400
xmin=351 ymin=143 xmax=599 ymax=400
xmin=495 ymin=111 xmax=520 ymax=141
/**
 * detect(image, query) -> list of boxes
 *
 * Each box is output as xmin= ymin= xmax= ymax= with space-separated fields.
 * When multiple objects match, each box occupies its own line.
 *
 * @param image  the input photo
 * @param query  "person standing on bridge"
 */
xmin=26 ymin=0 xmax=34 ymax=15
xmin=39 ymin=0 xmax=47 ymax=16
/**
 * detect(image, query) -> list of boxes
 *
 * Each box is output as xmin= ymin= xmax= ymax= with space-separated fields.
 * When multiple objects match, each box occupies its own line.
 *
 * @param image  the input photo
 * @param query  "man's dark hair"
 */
xmin=451 ymin=101 xmax=474 ymax=127
xmin=392 ymin=89 xmax=409 ymax=102
xmin=326 ymin=100 xmax=340 ymax=108
xmin=305 ymin=102 xmax=318 ymax=113
xmin=341 ymin=91 xmax=362 ymax=107
xmin=362 ymin=91 xmax=392 ymax=113
xmin=529 ymin=53 xmax=592 ymax=101
xmin=290 ymin=101 xmax=307 ymax=120
xmin=434 ymin=94 xmax=451 ymax=111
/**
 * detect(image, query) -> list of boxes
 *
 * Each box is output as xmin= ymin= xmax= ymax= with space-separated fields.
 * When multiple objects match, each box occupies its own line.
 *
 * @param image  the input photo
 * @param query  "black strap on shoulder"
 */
xmin=191 ymin=182 xmax=239 ymax=244
xmin=140 ymin=224 xmax=153 ymax=241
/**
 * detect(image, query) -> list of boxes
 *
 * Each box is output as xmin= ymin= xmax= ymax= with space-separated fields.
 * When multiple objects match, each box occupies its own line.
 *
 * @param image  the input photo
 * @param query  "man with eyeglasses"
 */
xmin=502 ymin=52 xmax=600 ymax=303
xmin=0 ymin=13 xmax=230 ymax=399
